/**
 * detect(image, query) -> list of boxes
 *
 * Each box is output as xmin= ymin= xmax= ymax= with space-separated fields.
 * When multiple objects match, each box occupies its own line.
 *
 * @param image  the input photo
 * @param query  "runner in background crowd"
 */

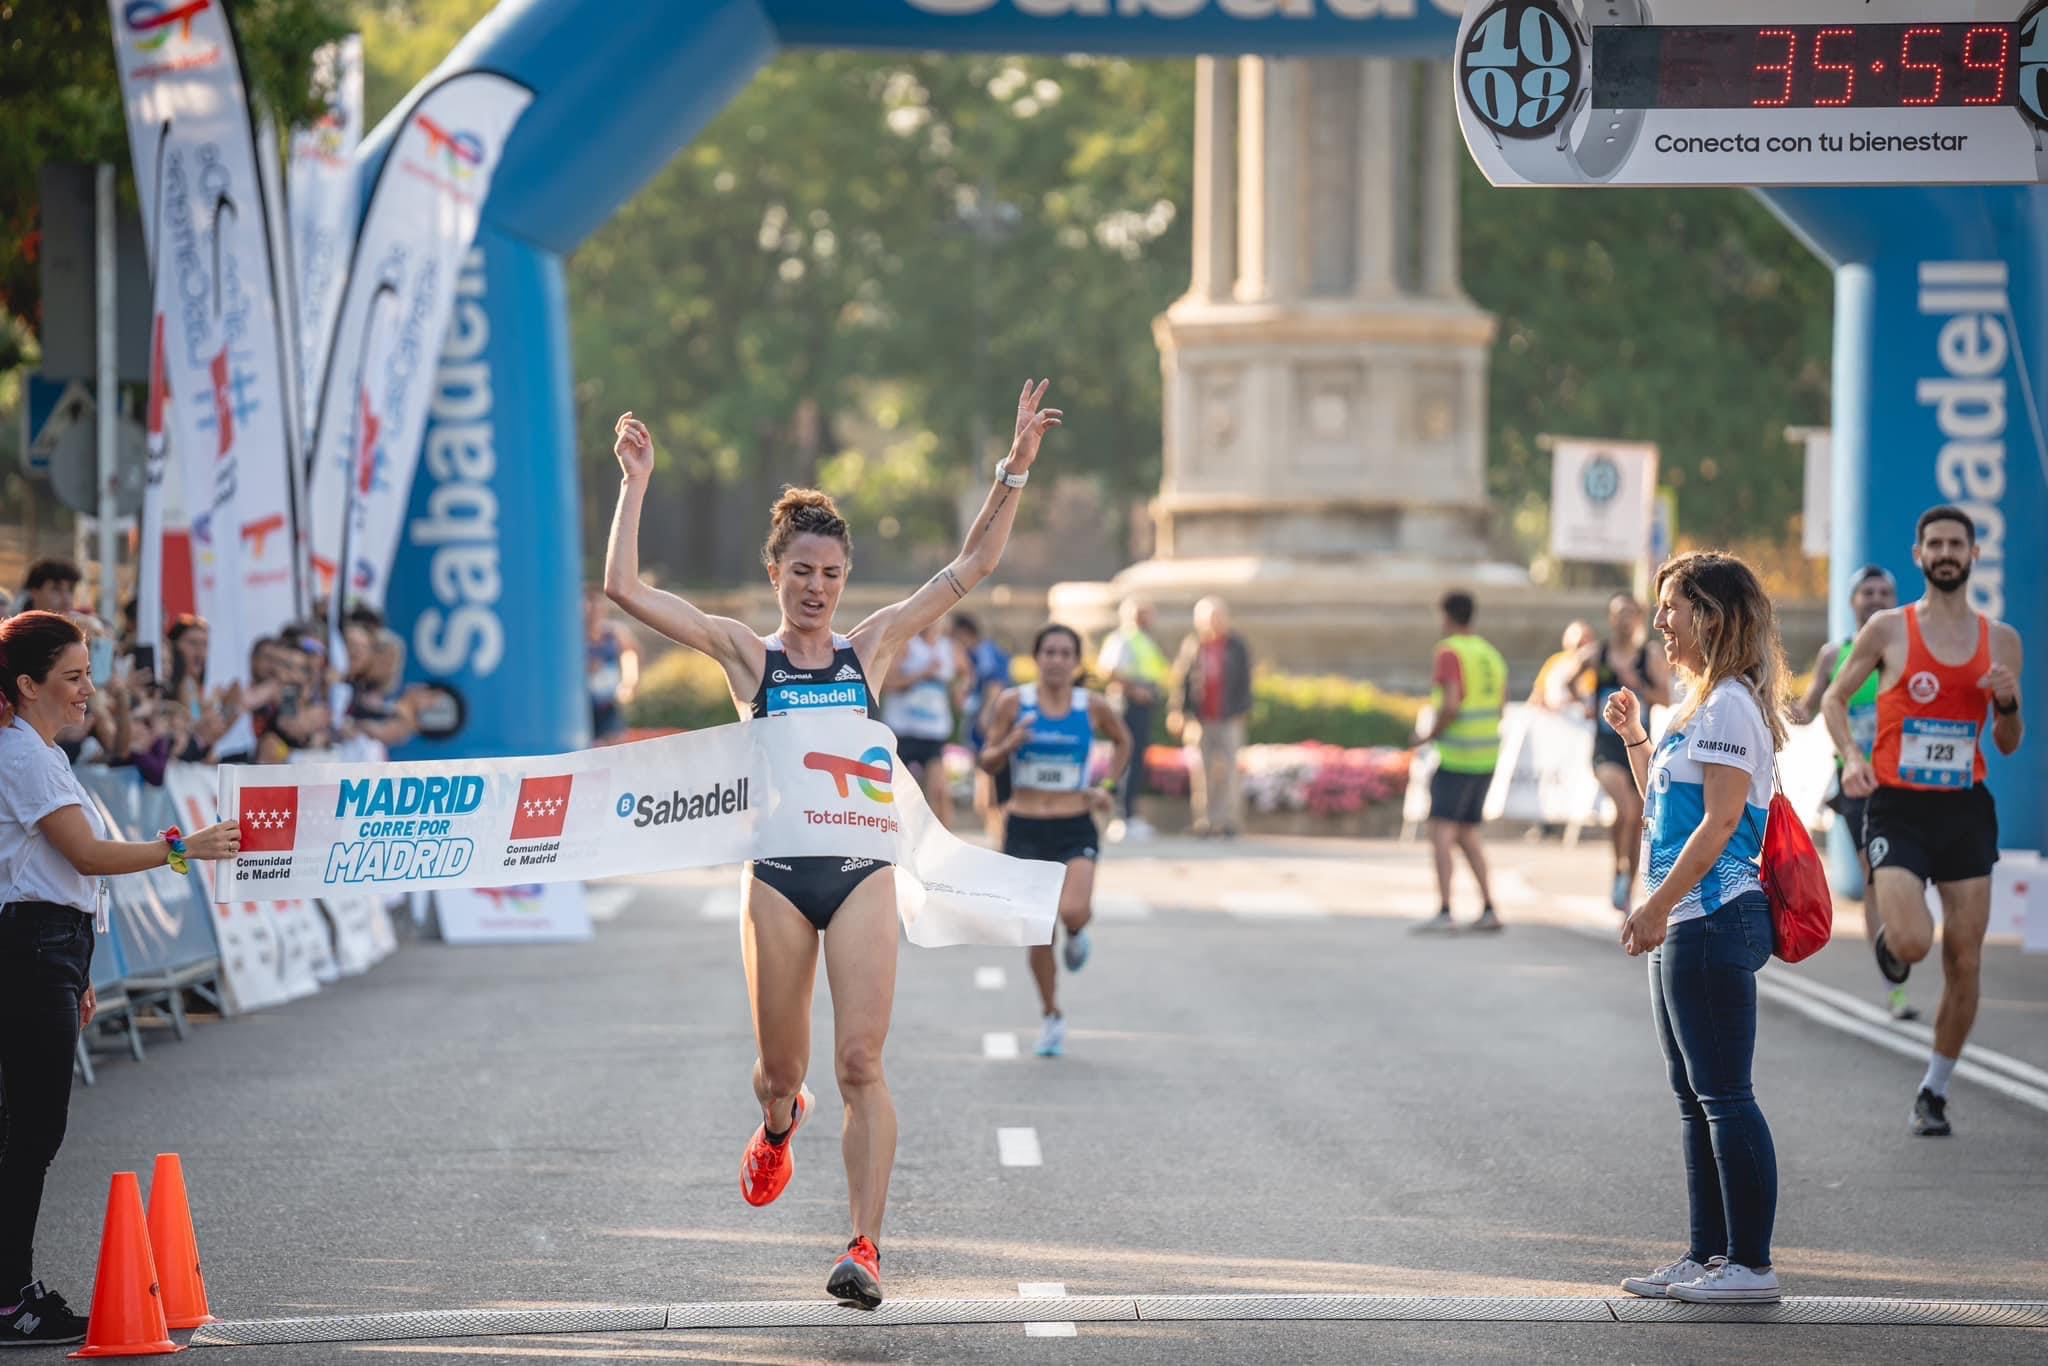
xmin=1095 ymin=596 xmax=1170 ymax=842
xmin=1530 ymin=619 xmax=1596 ymax=711
xmin=1579 ymin=594 xmax=1673 ymax=910
xmin=1824 ymin=506 xmax=2026 ymax=1138
xmin=1789 ymin=564 xmax=1909 ymax=1018
xmin=951 ymin=614 xmax=1013 ymax=840
xmin=882 ymin=620 xmax=958 ymax=829
xmin=979 ymin=623 xmax=1131 ymax=1057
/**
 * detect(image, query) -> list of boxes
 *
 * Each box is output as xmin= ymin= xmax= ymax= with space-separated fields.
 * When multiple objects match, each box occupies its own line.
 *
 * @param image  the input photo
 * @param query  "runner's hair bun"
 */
xmin=764 ymin=487 xmax=852 ymax=568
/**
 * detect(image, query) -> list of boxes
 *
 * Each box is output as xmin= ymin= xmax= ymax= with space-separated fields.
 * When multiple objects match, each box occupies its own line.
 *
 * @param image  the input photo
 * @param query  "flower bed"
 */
xmin=1141 ymin=742 xmax=1410 ymax=816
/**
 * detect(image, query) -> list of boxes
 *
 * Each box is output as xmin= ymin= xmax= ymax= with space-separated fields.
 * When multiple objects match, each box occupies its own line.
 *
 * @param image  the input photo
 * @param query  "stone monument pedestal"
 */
xmin=1052 ymin=56 xmax=1525 ymax=687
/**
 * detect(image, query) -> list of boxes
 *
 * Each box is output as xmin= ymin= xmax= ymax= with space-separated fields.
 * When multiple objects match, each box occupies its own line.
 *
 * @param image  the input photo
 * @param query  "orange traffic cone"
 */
xmin=145 ymin=1155 xmax=217 ymax=1330
xmin=69 ymin=1172 xmax=182 ymax=1358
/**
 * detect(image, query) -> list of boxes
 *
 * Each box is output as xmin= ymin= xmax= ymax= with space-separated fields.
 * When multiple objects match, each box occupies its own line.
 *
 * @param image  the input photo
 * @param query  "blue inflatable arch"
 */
xmin=369 ymin=0 xmax=2045 ymax=855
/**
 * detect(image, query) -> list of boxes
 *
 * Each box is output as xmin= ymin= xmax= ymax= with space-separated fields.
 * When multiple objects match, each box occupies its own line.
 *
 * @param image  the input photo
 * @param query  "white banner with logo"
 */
xmin=108 ymin=0 xmax=305 ymax=682
xmin=1549 ymin=439 xmax=1659 ymax=565
xmin=288 ymin=34 xmax=362 ymax=446
xmin=214 ymin=712 xmax=1063 ymax=948
xmin=307 ymin=71 xmax=532 ymax=615
xmin=435 ymin=883 xmax=593 ymax=946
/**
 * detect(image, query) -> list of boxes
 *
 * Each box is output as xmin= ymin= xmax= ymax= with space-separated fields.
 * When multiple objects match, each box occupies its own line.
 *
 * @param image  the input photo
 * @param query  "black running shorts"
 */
xmin=1429 ymin=768 xmax=1493 ymax=826
xmin=896 ymin=736 xmax=946 ymax=768
xmin=1863 ymin=783 xmax=1998 ymax=885
xmin=1003 ymin=812 xmax=1099 ymax=865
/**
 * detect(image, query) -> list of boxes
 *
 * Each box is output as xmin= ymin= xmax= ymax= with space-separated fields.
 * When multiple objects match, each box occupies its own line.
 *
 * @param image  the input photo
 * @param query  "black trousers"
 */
xmin=1119 ymin=700 xmax=1154 ymax=820
xmin=0 ymin=902 xmax=93 ymax=1293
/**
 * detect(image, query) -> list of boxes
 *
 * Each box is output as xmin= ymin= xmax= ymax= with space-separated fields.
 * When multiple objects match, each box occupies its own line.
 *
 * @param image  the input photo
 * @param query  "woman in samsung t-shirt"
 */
xmin=1602 ymin=552 xmax=1789 ymax=1307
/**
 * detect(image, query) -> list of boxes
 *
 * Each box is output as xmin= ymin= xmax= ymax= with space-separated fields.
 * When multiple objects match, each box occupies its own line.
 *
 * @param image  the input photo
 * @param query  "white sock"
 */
xmin=1921 ymin=1052 xmax=1959 ymax=1098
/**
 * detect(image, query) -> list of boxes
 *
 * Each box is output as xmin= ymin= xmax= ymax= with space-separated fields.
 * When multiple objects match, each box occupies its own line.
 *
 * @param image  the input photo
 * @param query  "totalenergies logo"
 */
xmin=123 ymin=0 xmax=209 ymax=52
xmin=416 ymin=115 xmax=485 ymax=180
xmin=805 ymin=748 xmax=895 ymax=804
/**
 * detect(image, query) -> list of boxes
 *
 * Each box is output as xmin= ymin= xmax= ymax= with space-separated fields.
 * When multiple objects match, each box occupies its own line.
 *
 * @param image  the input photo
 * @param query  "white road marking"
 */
xmin=1093 ymin=896 xmax=1153 ymax=921
xmin=983 ymin=1032 xmax=1020 ymax=1060
xmin=1018 ymin=1281 xmax=1075 ymax=1337
xmin=997 ymin=1127 xmax=1042 ymax=1167
xmin=1759 ymin=968 xmax=2048 ymax=1093
xmin=975 ymin=966 xmax=1007 ymax=990
xmin=1550 ymin=902 xmax=2048 ymax=1116
xmin=699 ymin=891 xmax=742 ymax=921
xmin=1220 ymin=890 xmax=1327 ymax=919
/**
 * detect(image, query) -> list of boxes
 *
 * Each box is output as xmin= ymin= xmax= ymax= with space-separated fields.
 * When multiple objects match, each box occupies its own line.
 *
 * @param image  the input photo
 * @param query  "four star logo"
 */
xmin=238 ymin=786 xmax=300 ymax=853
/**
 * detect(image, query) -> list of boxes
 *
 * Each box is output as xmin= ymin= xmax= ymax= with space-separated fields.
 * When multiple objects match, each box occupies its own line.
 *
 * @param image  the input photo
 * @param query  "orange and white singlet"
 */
xmin=1872 ymin=605 xmax=1992 ymax=792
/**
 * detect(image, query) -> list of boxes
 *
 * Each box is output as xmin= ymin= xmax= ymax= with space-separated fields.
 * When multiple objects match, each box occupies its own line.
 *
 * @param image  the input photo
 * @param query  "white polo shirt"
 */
xmin=0 ymin=714 xmax=109 ymax=916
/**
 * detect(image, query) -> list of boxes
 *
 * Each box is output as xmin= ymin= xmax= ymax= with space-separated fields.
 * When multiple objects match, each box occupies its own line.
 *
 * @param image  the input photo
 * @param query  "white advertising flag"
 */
xmin=1798 ymin=428 xmax=1833 ymax=560
xmin=288 ymin=34 xmax=362 ymax=447
xmin=214 ymin=712 xmax=1064 ymax=949
xmin=307 ymin=71 xmax=532 ymax=615
xmin=1549 ymin=439 xmax=1659 ymax=566
xmin=108 ymin=0 xmax=306 ymax=684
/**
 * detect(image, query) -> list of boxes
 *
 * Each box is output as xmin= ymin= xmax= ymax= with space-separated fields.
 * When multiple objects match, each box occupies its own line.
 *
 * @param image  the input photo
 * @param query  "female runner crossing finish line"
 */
xmin=602 ymin=381 xmax=1059 ymax=1309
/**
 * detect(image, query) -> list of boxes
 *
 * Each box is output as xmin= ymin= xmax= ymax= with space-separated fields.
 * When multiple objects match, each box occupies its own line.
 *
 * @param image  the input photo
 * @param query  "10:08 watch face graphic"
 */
xmin=1458 ymin=0 xmax=1586 ymax=140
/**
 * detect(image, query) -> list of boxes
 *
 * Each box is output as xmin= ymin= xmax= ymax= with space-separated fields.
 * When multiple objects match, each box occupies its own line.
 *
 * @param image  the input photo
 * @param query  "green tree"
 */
xmin=1461 ymin=169 xmax=1833 ymax=549
xmin=0 ymin=0 xmax=353 ymax=360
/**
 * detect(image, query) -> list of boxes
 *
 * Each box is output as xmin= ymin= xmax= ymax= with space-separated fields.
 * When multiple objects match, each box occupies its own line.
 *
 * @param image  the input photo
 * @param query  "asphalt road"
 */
xmin=38 ymin=835 xmax=2048 ymax=1363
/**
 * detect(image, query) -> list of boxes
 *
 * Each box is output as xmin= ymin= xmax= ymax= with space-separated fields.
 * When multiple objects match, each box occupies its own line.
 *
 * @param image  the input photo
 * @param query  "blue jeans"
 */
xmin=1648 ymin=891 xmax=1778 ymax=1269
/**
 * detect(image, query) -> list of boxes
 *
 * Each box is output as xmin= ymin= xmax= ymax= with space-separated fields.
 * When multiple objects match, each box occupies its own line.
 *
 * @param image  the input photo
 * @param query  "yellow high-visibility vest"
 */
xmin=1432 ymin=633 xmax=1507 ymax=775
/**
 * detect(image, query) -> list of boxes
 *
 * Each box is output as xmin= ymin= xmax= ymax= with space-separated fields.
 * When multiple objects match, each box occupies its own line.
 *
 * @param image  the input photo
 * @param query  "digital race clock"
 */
xmin=1454 ymin=0 xmax=2048 ymax=188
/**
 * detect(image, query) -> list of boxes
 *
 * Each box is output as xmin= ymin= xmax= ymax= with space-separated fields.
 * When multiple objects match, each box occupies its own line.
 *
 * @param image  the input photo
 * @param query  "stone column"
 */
xmin=1356 ymin=58 xmax=1402 ymax=298
xmin=1235 ymin=56 xmax=1301 ymax=306
xmin=1190 ymin=57 xmax=1237 ymax=303
xmin=1419 ymin=61 xmax=1463 ymax=299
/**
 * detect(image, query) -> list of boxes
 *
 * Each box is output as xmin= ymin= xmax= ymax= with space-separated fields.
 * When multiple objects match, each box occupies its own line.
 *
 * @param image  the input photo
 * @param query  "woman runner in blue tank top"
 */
xmin=601 ymin=383 xmax=1061 ymax=1309
xmin=978 ymin=624 xmax=1131 ymax=1058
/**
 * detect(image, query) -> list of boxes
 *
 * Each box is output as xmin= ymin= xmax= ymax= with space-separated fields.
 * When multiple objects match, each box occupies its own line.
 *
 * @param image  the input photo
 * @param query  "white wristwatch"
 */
xmin=1478 ymin=0 xmax=1650 ymax=186
xmin=994 ymin=458 xmax=1029 ymax=488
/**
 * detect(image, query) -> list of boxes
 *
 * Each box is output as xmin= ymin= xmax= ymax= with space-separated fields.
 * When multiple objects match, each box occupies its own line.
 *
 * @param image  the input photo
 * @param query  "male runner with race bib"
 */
xmin=1822 ymin=506 xmax=2026 ymax=1138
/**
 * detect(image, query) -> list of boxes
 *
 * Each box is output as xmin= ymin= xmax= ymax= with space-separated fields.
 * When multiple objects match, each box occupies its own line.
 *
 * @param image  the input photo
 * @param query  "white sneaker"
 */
xmin=1666 ymin=1261 xmax=1781 ymax=1303
xmin=1106 ymin=819 xmax=1129 ymax=844
xmin=1620 ymin=1255 xmax=1724 ymax=1299
xmin=1124 ymin=817 xmax=1155 ymax=842
xmin=1034 ymin=1012 xmax=1066 ymax=1058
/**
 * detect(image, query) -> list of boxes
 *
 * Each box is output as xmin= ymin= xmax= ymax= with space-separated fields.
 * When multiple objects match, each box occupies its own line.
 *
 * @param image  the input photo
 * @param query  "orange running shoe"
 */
xmin=739 ymin=1084 xmax=812 ymax=1207
xmin=827 ymin=1235 xmax=882 ymax=1309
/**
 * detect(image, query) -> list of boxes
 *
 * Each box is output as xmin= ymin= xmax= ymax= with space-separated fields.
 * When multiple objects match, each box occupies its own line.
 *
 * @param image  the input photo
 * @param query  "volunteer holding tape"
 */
xmin=0 ymin=612 xmax=239 ymax=1348
xmin=603 ymin=381 xmax=1059 ymax=1310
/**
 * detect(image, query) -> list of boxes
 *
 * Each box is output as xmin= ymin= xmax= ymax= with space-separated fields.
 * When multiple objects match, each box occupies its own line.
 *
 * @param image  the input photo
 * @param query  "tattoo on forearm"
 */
xmin=979 ymin=488 xmax=1010 ymax=538
xmin=939 ymin=567 xmax=967 ymax=600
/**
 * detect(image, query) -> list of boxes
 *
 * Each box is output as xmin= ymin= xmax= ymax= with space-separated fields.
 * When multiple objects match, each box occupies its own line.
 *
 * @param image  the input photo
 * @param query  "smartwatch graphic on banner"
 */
xmin=1459 ymin=0 xmax=1649 ymax=186
xmin=2024 ymin=1 xmax=2048 ymax=178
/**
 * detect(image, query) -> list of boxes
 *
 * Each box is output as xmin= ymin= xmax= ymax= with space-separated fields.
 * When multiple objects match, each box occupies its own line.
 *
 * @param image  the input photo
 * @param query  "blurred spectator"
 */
xmin=1530 ymin=620 xmax=1597 ymax=710
xmin=1096 ymin=596 xmax=1170 ymax=840
xmin=1169 ymin=596 xmax=1252 ymax=838
xmin=952 ymin=614 xmax=1013 ymax=839
xmin=18 ymin=559 xmax=82 ymax=616
xmin=585 ymin=586 xmax=640 ymax=742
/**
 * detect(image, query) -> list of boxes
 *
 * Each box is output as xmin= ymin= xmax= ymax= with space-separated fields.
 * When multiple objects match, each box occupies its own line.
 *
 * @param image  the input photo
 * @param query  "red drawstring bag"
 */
xmin=1760 ymin=787 xmax=1833 ymax=962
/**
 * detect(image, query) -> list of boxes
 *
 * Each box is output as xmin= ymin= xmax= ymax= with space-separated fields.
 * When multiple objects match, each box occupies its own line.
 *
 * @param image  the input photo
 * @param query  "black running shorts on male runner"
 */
xmin=1863 ymin=783 xmax=1998 ymax=885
